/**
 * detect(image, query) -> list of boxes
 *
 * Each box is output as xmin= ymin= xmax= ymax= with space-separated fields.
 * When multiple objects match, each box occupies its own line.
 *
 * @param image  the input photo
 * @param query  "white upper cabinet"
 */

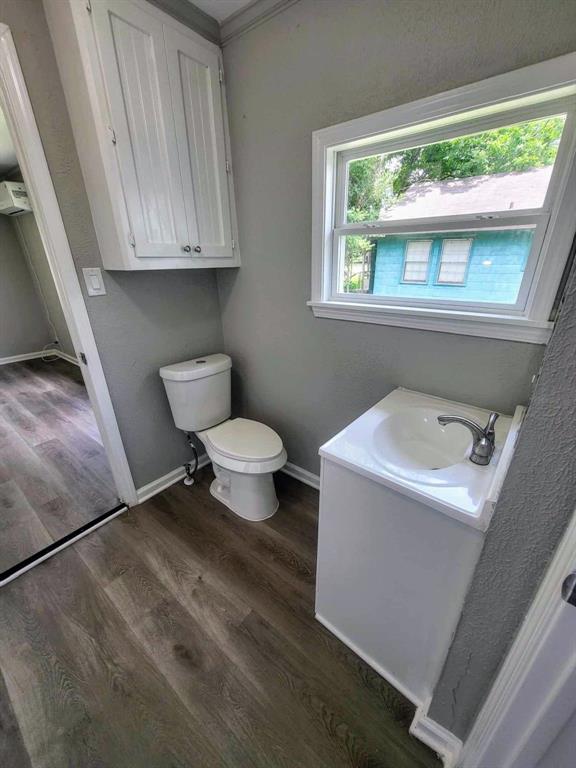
xmin=92 ymin=0 xmax=189 ymax=259
xmin=46 ymin=0 xmax=239 ymax=270
xmin=166 ymin=27 xmax=234 ymax=260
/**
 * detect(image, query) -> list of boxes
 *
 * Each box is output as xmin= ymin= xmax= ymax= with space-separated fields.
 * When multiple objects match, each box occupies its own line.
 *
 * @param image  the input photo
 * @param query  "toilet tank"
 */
xmin=159 ymin=353 xmax=231 ymax=432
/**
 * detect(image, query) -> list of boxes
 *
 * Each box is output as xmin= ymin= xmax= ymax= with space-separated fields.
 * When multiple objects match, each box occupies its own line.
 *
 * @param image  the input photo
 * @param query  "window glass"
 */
xmin=345 ymin=115 xmax=566 ymax=224
xmin=437 ymin=239 xmax=472 ymax=284
xmin=403 ymin=240 xmax=432 ymax=283
xmin=339 ymin=229 xmax=534 ymax=304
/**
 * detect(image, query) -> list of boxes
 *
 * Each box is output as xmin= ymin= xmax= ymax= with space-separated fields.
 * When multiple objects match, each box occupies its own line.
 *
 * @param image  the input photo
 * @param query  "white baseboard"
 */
xmin=135 ymin=458 xmax=319 ymax=505
xmin=136 ymin=454 xmax=210 ymax=504
xmin=0 ymin=350 xmax=49 ymax=365
xmin=0 ymin=349 xmax=79 ymax=366
xmin=410 ymin=699 xmax=463 ymax=767
xmin=315 ymin=612 xmax=421 ymax=707
xmin=56 ymin=350 xmax=80 ymax=366
xmin=280 ymin=461 xmax=320 ymax=490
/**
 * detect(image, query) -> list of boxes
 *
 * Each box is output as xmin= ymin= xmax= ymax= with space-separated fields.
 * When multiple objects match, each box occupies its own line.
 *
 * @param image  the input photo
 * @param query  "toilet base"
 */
xmin=209 ymin=462 xmax=279 ymax=521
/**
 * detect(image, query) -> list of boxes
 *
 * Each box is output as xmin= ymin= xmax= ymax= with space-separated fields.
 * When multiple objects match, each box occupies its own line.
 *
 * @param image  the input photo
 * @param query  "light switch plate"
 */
xmin=82 ymin=267 xmax=106 ymax=296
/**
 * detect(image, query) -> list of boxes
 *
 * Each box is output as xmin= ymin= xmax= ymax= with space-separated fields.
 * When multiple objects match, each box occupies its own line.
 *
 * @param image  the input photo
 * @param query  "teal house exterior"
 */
xmin=356 ymin=168 xmax=551 ymax=305
xmin=371 ymin=230 xmax=533 ymax=304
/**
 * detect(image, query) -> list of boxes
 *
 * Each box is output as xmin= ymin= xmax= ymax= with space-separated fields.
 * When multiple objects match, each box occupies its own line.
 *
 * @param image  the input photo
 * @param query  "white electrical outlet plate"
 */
xmin=82 ymin=267 xmax=106 ymax=296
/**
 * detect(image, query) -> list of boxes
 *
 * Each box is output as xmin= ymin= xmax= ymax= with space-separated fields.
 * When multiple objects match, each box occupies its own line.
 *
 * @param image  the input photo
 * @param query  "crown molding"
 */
xmin=220 ymin=0 xmax=300 ymax=45
xmin=148 ymin=0 xmax=221 ymax=43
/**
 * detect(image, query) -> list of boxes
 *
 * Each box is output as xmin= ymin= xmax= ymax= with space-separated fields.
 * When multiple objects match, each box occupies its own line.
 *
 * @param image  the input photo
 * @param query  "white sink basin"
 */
xmin=319 ymin=388 xmax=525 ymax=530
xmin=373 ymin=407 xmax=471 ymax=478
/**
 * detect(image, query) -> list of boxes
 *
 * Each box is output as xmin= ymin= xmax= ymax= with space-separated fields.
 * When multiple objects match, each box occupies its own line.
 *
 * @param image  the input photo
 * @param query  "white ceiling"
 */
xmin=0 ymin=107 xmax=17 ymax=175
xmin=192 ymin=0 xmax=254 ymax=23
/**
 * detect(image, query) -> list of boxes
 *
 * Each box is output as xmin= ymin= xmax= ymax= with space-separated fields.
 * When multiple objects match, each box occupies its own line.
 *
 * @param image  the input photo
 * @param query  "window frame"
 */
xmin=435 ymin=238 xmax=473 ymax=286
xmin=310 ymin=54 xmax=576 ymax=343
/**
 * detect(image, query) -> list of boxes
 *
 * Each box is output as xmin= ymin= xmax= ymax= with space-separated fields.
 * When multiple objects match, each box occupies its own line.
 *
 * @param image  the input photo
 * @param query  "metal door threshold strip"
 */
xmin=0 ymin=503 xmax=128 ymax=587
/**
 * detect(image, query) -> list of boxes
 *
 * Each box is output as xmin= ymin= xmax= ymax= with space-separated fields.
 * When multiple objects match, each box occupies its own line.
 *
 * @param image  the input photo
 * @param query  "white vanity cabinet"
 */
xmin=315 ymin=459 xmax=485 ymax=706
xmin=314 ymin=389 xmax=524 ymax=707
xmin=45 ymin=0 xmax=239 ymax=270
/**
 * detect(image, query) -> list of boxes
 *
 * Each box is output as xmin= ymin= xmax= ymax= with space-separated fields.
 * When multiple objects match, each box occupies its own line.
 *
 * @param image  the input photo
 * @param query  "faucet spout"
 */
xmin=437 ymin=412 xmax=499 ymax=466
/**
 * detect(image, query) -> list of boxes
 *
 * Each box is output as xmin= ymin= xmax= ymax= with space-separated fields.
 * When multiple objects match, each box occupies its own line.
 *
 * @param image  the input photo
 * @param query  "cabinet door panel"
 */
xmin=165 ymin=28 xmax=233 ymax=259
xmin=91 ymin=0 xmax=190 ymax=258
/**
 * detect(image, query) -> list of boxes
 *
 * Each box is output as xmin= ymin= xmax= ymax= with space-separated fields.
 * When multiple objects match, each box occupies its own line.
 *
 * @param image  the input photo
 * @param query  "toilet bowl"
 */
xmin=198 ymin=418 xmax=287 ymax=520
xmin=159 ymin=354 xmax=286 ymax=521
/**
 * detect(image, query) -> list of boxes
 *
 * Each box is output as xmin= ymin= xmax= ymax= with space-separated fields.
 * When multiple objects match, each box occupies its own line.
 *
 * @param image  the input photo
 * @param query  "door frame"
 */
xmin=460 ymin=504 xmax=576 ymax=767
xmin=0 ymin=24 xmax=137 ymax=506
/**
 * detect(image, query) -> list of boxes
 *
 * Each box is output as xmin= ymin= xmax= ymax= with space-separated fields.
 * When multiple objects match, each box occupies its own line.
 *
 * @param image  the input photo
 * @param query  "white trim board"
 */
xmin=410 ymin=700 xmax=463 ymax=768
xmin=308 ymin=302 xmax=553 ymax=344
xmin=0 ymin=349 xmax=79 ymax=366
xmin=136 ymin=454 xmax=211 ymax=504
xmin=56 ymin=350 xmax=80 ymax=366
xmin=136 ymin=457 xmax=320 ymax=504
xmin=281 ymin=461 xmax=320 ymax=490
xmin=0 ymin=350 xmax=52 ymax=366
xmin=0 ymin=24 xmax=136 ymax=506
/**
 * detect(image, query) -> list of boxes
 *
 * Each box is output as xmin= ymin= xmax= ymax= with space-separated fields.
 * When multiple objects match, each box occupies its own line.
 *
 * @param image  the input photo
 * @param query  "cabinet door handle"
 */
xmin=182 ymin=245 xmax=191 ymax=253
xmin=194 ymin=245 xmax=202 ymax=253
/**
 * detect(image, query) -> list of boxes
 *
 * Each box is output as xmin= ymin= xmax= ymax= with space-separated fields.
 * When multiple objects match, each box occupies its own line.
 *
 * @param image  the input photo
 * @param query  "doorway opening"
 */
xmin=0 ymin=25 xmax=135 ymax=585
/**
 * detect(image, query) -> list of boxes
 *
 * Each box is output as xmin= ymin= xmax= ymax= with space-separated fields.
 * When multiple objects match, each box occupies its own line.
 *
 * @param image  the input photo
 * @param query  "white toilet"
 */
xmin=159 ymin=353 xmax=287 ymax=521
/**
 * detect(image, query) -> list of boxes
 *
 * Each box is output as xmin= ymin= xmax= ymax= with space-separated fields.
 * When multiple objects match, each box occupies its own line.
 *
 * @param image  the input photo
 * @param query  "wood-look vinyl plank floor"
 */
xmin=0 ymin=359 xmax=117 ymax=572
xmin=0 ymin=466 xmax=441 ymax=767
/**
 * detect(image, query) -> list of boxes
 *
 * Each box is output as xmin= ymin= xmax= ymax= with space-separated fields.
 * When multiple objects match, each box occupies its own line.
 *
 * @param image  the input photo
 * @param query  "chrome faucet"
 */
xmin=437 ymin=412 xmax=499 ymax=466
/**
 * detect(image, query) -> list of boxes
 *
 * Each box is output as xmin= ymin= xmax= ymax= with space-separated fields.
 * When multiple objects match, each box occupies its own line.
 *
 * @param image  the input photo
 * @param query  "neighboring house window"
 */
xmin=403 ymin=240 xmax=432 ymax=283
xmin=310 ymin=55 xmax=576 ymax=342
xmin=437 ymin=239 xmax=472 ymax=285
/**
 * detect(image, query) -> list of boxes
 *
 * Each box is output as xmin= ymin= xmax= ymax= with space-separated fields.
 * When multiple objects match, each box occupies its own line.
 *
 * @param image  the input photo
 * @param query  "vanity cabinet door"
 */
xmin=90 ymin=0 xmax=191 ymax=259
xmin=165 ymin=27 xmax=234 ymax=260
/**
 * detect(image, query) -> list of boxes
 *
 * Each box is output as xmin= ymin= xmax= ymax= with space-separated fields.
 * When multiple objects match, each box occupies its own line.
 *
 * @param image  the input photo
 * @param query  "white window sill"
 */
xmin=307 ymin=300 xmax=553 ymax=344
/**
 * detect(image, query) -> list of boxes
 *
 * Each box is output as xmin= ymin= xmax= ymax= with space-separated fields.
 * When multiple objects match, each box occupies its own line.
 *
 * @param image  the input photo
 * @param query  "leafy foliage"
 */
xmin=388 ymin=116 xmax=565 ymax=197
xmin=347 ymin=116 xmax=565 ymax=221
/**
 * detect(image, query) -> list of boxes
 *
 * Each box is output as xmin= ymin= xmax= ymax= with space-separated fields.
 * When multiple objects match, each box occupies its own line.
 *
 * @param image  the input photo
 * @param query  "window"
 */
xmin=437 ymin=239 xmax=471 ymax=285
xmin=403 ymin=240 xmax=431 ymax=283
xmin=310 ymin=55 xmax=576 ymax=342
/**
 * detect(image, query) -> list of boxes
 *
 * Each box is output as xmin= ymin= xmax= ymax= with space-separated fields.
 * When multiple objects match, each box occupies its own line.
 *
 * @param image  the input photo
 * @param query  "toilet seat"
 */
xmin=198 ymin=418 xmax=287 ymax=474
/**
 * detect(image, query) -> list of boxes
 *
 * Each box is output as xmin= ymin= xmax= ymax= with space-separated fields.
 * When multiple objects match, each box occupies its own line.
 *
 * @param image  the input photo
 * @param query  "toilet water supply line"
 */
xmin=184 ymin=433 xmax=199 ymax=486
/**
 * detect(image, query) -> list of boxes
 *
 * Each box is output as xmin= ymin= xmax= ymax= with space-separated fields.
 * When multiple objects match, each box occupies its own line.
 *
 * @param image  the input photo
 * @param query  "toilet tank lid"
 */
xmin=159 ymin=353 xmax=231 ymax=382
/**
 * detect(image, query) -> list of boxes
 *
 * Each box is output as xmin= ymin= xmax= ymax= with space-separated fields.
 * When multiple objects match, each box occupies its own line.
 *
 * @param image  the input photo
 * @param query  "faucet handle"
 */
xmin=484 ymin=412 xmax=499 ymax=437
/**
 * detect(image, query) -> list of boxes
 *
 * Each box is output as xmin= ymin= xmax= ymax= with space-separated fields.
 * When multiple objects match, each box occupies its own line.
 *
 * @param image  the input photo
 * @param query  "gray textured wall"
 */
xmin=218 ymin=0 xmax=576 ymax=475
xmin=13 ymin=213 xmax=75 ymax=359
xmin=4 ymin=0 xmax=576 ymax=741
xmin=1 ymin=0 xmax=224 ymax=488
xmin=429 ymin=258 xmax=576 ymax=738
xmin=0 ymin=213 xmax=52 ymax=357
